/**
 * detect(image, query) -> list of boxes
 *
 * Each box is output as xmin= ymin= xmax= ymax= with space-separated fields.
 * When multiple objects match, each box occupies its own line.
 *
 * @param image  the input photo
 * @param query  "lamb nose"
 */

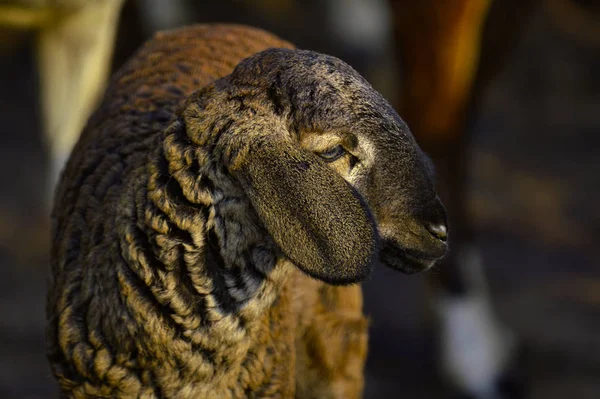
xmin=426 ymin=223 xmax=448 ymax=242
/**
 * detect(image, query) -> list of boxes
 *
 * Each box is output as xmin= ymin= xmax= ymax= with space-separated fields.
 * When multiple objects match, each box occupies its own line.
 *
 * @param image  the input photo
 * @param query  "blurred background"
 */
xmin=0 ymin=0 xmax=598 ymax=398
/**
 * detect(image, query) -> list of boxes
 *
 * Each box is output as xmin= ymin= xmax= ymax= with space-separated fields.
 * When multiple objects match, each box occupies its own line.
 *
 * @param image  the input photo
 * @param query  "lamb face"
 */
xmin=183 ymin=48 xmax=448 ymax=283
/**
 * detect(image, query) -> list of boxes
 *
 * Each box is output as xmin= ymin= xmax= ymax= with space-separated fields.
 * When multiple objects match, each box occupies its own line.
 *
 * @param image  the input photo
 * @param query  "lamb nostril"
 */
xmin=426 ymin=223 xmax=448 ymax=242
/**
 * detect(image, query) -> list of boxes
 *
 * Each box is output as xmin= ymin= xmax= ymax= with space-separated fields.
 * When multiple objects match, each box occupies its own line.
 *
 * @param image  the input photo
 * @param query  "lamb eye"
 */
xmin=317 ymin=145 xmax=345 ymax=162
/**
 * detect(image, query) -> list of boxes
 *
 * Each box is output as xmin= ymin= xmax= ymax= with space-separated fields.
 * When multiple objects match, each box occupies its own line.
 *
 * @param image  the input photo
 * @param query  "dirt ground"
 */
xmin=0 ymin=4 xmax=598 ymax=399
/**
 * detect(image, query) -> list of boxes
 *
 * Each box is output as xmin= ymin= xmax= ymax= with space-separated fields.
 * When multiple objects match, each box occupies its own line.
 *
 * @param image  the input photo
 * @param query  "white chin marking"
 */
xmin=435 ymin=249 xmax=516 ymax=398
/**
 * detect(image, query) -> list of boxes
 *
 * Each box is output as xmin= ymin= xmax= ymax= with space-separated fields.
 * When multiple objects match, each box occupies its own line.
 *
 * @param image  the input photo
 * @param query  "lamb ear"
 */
xmin=229 ymin=136 xmax=379 ymax=285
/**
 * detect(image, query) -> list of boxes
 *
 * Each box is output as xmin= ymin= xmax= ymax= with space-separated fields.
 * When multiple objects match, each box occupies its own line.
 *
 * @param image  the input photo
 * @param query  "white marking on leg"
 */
xmin=435 ymin=247 xmax=516 ymax=398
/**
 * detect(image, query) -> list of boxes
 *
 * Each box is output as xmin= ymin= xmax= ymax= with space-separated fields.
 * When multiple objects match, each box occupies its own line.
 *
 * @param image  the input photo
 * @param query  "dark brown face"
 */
xmin=299 ymin=125 xmax=448 ymax=274
xmin=215 ymin=48 xmax=447 ymax=283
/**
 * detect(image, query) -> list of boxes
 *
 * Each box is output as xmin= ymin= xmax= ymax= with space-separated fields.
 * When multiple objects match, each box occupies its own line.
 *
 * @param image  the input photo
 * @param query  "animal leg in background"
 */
xmin=36 ymin=0 xmax=125 ymax=201
xmin=390 ymin=0 xmax=536 ymax=397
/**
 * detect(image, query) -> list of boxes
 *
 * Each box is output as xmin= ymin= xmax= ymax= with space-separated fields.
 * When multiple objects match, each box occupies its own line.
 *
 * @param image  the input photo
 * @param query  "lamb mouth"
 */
xmin=379 ymin=240 xmax=442 ymax=274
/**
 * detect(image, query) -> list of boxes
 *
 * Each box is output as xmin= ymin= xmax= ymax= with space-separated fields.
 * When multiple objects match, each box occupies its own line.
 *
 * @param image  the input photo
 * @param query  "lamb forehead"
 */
xmin=226 ymin=48 xmax=399 ymax=136
xmin=230 ymin=48 xmax=371 ymax=93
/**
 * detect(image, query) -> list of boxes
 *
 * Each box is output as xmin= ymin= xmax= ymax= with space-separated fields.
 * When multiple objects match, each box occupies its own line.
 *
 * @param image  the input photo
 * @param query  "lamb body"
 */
xmin=48 ymin=24 xmax=447 ymax=398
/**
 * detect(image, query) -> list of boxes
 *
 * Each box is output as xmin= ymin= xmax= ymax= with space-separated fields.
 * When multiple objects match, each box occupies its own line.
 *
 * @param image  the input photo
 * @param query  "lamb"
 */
xmin=47 ymin=24 xmax=448 ymax=398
